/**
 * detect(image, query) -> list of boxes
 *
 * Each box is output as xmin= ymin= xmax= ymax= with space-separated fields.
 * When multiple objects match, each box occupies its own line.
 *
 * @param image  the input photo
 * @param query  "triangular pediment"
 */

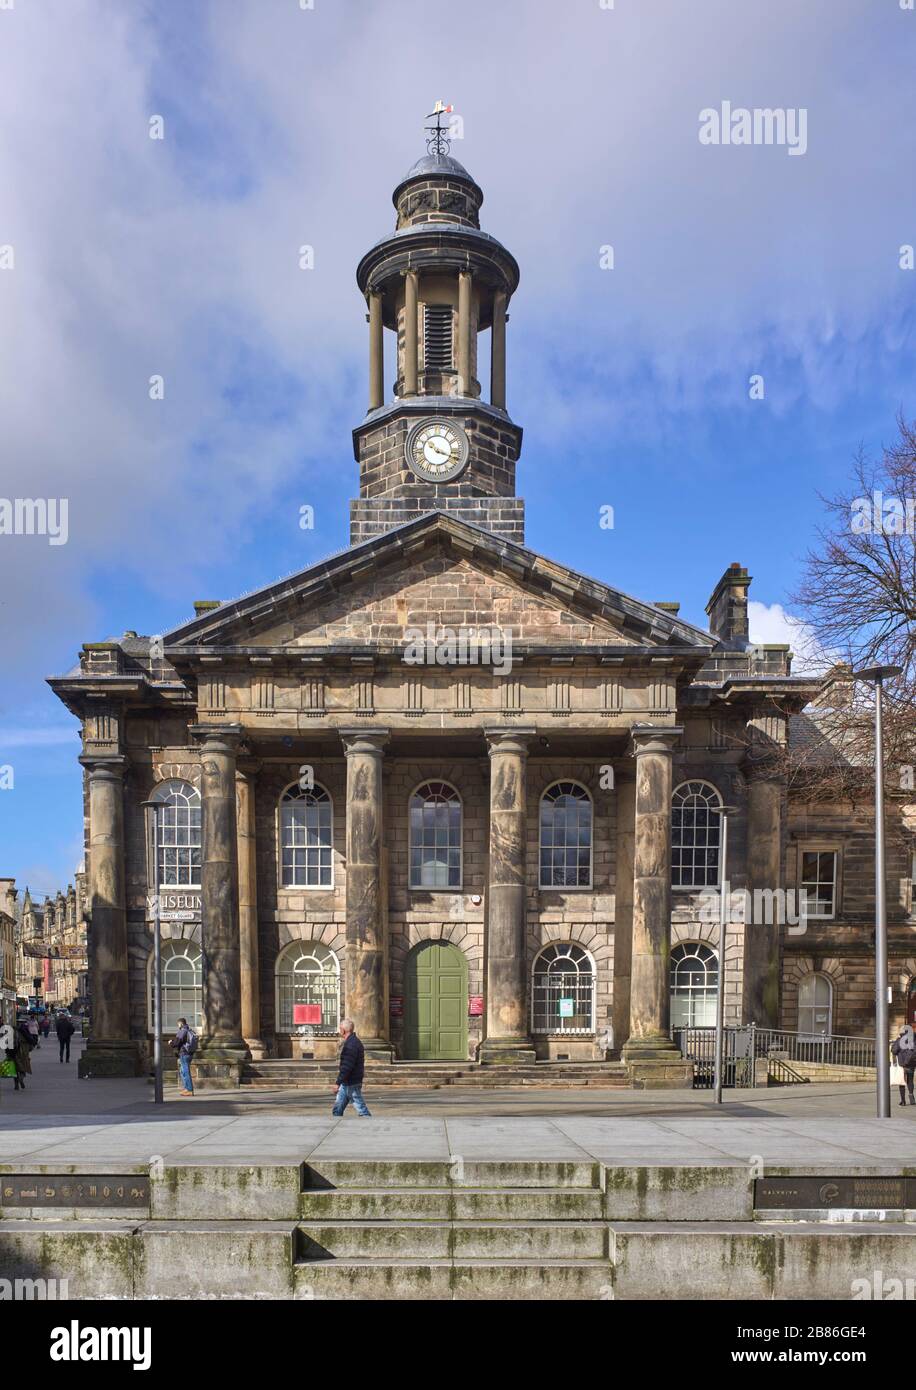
xmin=164 ymin=512 xmax=711 ymax=655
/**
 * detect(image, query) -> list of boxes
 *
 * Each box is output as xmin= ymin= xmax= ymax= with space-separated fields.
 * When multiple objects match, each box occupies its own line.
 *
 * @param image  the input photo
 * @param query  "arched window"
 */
xmin=672 ymin=781 xmax=722 ymax=889
xmin=532 ymin=943 xmax=595 ymax=1034
xmin=275 ymin=942 xmax=340 ymax=1034
xmin=280 ymin=784 xmax=333 ymax=888
xmin=151 ymin=780 xmax=201 ymax=888
xmin=539 ymin=782 xmax=592 ymax=888
xmin=409 ymin=782 xmax=462 ymax=889
xmin=670 ymin=943 xmax=718 ymax=1028
xmin=798 ymin=973 xmax=832 ymax=1038
xmin=149 ymin=941 xmax=202 ymax=1033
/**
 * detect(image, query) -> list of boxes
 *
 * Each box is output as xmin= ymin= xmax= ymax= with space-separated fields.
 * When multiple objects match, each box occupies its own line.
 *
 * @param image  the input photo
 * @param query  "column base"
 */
xmin=244 ymin=1037 xmax=268 ymax=1062
xmin=478 ymin=1037 xmax=537 ymax=1065
xmin=78 ymin=1040 xmax=144 ymax=1079
xmin=195 ymin=1040 xmax=251 ymax=1088
xmin=622 ymin=1035 xmax=694 ymax=1090
xmin=362 ymin=1038 xmax=395 ymax=1064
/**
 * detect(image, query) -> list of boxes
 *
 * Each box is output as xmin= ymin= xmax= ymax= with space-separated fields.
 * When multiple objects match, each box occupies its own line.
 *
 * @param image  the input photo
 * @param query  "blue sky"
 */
xmin=0 ymin=0 xmax=914 ymax=893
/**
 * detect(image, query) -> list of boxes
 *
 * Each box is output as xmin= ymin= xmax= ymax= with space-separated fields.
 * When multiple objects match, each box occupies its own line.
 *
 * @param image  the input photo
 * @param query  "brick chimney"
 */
xmin=705 ymin=563 xmax=751 ymax=648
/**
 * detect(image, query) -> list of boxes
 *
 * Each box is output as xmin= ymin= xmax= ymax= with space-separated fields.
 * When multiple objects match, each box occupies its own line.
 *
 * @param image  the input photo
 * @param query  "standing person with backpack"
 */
xmin=168 ymin=1016 xmax=198 ymax=1097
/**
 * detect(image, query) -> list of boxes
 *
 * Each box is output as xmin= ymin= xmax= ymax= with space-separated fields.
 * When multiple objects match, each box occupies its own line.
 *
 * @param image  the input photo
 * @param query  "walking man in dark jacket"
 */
xmin=56 ymin=1013 xmax=75 ymax=1063
xmin=332 ymin=1018 xmax=371 ymax=1117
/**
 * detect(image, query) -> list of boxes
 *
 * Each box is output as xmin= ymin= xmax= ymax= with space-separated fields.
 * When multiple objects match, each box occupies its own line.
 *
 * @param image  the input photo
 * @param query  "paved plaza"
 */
xmin=1 ymin=1034 xmax=913 ymax=1170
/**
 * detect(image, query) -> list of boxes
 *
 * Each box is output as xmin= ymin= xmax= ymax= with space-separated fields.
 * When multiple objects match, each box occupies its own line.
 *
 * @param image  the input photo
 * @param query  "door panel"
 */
xmin=404 ymin=941 xmax=468 ymax=1060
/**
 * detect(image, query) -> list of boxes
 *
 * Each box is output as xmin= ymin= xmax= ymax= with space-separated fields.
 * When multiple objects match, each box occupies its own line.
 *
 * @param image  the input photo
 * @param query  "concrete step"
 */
xmin=299 ymin=1186 xmax=606 ymax=1221
xmin=303 ymin=1159 xmax=602 ymax=1189
xmin=240 ymin=1062 xmax=630 ymax=1089
xmin=6 ymin=1216 xmax=916 ymax=1299
xmin=292 ymin=1257 xmax=614 ymax=1300
xmin=297 ymin=1219 xmax=608 ymax=1260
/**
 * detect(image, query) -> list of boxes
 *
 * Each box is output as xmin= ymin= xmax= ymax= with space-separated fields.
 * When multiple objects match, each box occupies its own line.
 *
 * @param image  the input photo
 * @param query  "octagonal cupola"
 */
xmin=350 ymin=111 xmax=524 ymax=548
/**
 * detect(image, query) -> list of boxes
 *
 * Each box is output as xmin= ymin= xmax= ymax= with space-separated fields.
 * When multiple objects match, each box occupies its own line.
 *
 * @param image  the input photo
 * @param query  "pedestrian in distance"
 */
xmin=168 ymin=1017 xmax=198 ymax=1096
xmin=331 ymin=1018 xmax=371 ymax=1117
xmin=12 ymin=1020 xmax=32 ymax=1090
xmin=56 ymin=1012 xmax=76 ymax=1064
xmin=25 ymin=1014 xmax=39 ymax=1049
xmin=39 ymin=1013 xmax=51 ymax=1041
xmin=891 ymin=1024 xmax=916 ymax=1107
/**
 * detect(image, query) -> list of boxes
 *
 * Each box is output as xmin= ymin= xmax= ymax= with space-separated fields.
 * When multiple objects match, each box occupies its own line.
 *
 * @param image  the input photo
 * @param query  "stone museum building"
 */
xmin=49 ymin=135 xmax=916 ymax=1084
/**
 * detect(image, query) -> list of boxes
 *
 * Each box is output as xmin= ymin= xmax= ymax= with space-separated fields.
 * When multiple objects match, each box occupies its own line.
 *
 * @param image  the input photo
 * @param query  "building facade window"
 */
xmin=280 ymin=784 xmax=333 ymax=888
xmin=672 ymin=781 xmax=722 ymax=889
xmin=148 ymin=942 xmax=202 ymax=1034
xmin=275 ymin=942 xmax=340 ymax=1034
xmin=798 ymin=848 xmax=838 ymax=919
xmin=539 ymin=782 xmax=592 ymax=888
xmin=151 ymin=780 xmax=201 ymax=888
xmin=670 ymin=942 xmax=718 ymax=1028
xmin=797 ymin=972 xmax=833 ymax=1037
xmin=531 ymin=943 xmax=595 ymax=1033
xmin=409 ymin=782 xmax=462 ymax=889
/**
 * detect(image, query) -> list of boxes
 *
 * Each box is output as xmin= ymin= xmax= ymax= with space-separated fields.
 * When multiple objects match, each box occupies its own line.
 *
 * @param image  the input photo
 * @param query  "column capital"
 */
xmin=340 ymin=728 xmax=389 ymax=757
xmin=189 ymin=723 xmax=243 ymax=755
xmin=78 ymin=754 xmax=126 ymax=779
xmin=484 ymin=726 xmax=536 ymax=757
xmin=628 ymin=724 xmax=683 ymax=759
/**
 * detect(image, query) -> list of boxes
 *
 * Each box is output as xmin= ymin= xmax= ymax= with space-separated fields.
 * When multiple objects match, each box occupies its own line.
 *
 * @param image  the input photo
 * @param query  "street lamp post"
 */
xmin=852 ymin=664 xmax=902 ymax=1119
xmin=141 ymin=801 xmax=164 ymax=1105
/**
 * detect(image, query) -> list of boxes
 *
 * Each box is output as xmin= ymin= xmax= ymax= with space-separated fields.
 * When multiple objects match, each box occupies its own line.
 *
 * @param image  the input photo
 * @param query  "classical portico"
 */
xmin=48 ymin=124 xmax=822 ymax=1089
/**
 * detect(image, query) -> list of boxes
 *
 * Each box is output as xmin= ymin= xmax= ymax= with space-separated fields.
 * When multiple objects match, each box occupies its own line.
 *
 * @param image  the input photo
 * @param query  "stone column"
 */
xmin=622 ymin=725 xmax=692 ymax=1087
xmin=191 ymin=724 xmax=249 ymax=1076
xmin=481 ymin=728 xmax=536 ymax=1063
xmin=491 ymin=289 xmax=507 ymax=410
xmin=368 ymin=289 xmax=384 ymax=411
xmin=612 ymin=771 xmax=636 ymax=1056
xmin=743 ymin=757 xmax=784 ymax=1027
xmin=341 ymin=729 xmax=391 ymax=1059
xmin=403 ymin=270 xmax=419 ymax=397
xmin=78 ymin=756 xmax=140 ymax=1077
xmin=457 ymin=270 xmax=472 ymax=397
xmin=236 ymin=757 xmax=266 ymax=1059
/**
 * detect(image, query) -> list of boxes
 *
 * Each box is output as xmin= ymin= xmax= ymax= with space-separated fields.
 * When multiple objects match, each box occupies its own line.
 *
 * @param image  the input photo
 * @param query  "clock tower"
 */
xmin=350 ymin=114 xmax=524 ymax=545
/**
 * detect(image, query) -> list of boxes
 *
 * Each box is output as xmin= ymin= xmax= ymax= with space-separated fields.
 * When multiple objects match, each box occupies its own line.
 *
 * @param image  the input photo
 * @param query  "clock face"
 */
xmin=405 ymin=419 xmax=469 ymax=482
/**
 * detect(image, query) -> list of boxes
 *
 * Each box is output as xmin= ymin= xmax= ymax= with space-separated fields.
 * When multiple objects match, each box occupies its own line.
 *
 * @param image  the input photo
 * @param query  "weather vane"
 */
xmin=425 ymin=101 xmax=454 ymax=157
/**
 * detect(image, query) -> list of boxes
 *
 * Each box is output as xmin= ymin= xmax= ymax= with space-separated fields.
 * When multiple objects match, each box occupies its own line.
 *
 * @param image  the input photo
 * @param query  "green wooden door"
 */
xmin=404 ymin=941 xmax=468 ymax=1060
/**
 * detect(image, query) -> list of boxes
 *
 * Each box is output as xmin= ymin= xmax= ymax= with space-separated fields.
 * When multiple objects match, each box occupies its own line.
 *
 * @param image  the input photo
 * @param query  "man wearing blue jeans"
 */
xmin=332 ymin=1018 xmax=371 ymax=1117
xmin=168 ymin=1017 xmax=196 ymax=1096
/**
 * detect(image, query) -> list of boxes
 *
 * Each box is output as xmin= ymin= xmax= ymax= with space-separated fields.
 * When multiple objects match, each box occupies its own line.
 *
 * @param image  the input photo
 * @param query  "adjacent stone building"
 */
xmin=47 ymin=138 xmax=914 ymax=1084
xmin=1 ymin=877 xmax=89 ymax=1013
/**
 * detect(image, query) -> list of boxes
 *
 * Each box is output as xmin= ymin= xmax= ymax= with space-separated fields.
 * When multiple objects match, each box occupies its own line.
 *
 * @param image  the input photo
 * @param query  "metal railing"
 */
xmin=673 ymin=1024 xmax=876 ymax=1089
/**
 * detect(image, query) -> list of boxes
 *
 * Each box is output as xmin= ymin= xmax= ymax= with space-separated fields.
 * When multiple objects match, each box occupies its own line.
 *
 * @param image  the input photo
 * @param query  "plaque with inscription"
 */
xmin=1 ymin=1175 xmax=150 ymax=1208
xmin=755 ymin=1176 xmax=908 ymax=1210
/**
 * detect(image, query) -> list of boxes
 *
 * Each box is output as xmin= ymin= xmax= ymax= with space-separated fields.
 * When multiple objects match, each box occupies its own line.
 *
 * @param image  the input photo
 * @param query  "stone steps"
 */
xmin=297 ymin=1219 xmax=608 ymax=1260
xmin=7 ymin=1156 xmax=916 ymax=1298
xmin=239 ymin=1061 xmax=630 ymax=1089
xmin=299 ymin=1186 xmax=607 ymax=1221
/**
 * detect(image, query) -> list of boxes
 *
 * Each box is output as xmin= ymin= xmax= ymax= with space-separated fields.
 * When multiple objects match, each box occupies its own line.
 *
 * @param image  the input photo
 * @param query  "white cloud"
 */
xmin=748 ymin=600 xmax=830 ymax=675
